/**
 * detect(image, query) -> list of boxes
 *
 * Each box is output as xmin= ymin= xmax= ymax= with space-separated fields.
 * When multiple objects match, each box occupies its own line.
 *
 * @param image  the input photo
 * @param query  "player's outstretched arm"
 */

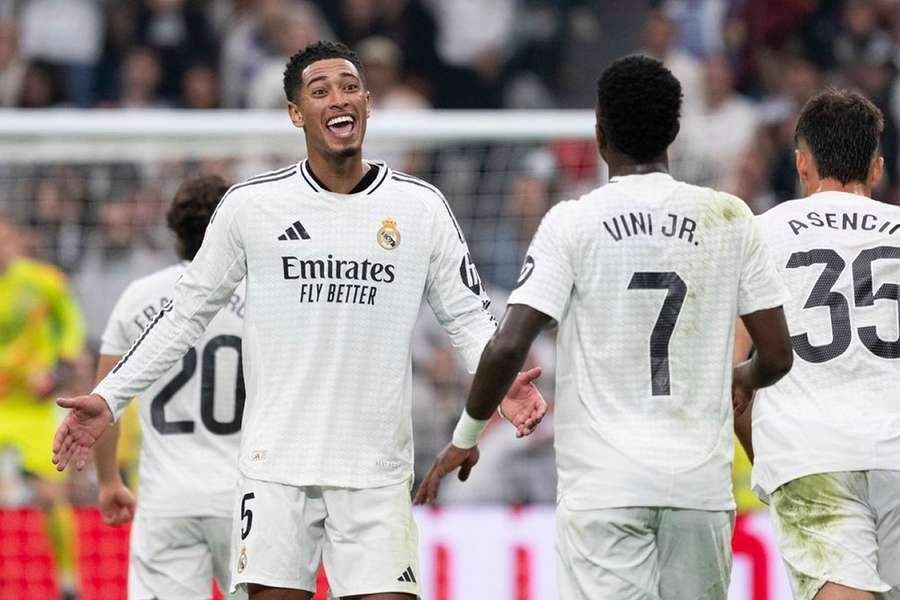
xmin=733 ymin=306 xmax=793 ymax=420
xmin=52 ymin=393 xmax=113 ymax=472
xmin=414 ymin=305 xmax=551 ymax=505
xmin=92 ymin=353 xmax=136 ymax=525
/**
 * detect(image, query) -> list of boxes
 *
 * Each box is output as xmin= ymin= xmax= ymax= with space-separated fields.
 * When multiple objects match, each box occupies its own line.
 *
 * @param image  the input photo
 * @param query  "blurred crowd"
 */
xmin=4 ymin=0 xmax=900 ymax=509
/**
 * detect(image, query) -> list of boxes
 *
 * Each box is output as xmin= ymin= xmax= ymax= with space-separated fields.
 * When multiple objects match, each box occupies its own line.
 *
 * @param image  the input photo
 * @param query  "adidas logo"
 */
xmin=278 ymin=220 xmax=311 ymax=241
xmin=397 ymin=566 xmax=416 ymax=583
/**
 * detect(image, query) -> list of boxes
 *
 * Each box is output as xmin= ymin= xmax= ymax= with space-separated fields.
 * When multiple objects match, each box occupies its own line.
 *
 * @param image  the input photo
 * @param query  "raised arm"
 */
xmin=92 ymin=353 xmax=135 ymax=526
xmin=52 ymin=192 xmax=248 ymax=471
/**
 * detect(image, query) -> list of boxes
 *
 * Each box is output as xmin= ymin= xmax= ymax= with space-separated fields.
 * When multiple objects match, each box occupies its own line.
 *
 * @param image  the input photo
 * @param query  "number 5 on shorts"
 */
xmin=241 ymin=492 xmax=255 ymax=540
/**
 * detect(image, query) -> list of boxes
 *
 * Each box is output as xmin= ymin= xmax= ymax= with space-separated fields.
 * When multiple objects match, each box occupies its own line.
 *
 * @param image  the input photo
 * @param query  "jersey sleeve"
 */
xmin=507 ymin=202 xmax=576 ymax=322
xmin=737 ymin=211 xmax=790 ymax=316
xmin=424 ymin=197 xmax=497 ymax=373
xmin=94 ymin=192 xmax=248 ymax=420
xmin=99 ymin=282 xmax=138 ymax=356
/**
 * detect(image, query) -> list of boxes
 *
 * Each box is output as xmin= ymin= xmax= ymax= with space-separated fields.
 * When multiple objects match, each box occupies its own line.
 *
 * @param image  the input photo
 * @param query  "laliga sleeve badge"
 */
xmin=377 ymin=218 xmax=400 ymax=250
xmin=515 ymin=255 xmax=535 ymax=288
xmin=237 ymin=546 xmax=248 ymax=573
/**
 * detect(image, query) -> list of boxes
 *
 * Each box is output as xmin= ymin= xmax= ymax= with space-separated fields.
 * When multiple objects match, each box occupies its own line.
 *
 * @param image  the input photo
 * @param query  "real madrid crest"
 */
xmin=237 ymin=546 xmax=248 ymax=573
xmin=377 ymin=218 xmax=400 ymax=250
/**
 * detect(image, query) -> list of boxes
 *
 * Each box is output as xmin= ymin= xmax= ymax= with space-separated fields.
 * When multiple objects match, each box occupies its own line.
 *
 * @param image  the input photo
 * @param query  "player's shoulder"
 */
xmin=542 ymin=197 xmax=581 ymax=226
xmin=219 ymin=163 xmax=301 ymax=205
xmin=117 ymin=263 xmax=184 ymax=306
xmin=387 ymin=168 xmax=449 ymax=208
xmin=679 ymin=181 xmax=755 ymax=219
xmin=756 ymin=197 xmax=803 ymax=224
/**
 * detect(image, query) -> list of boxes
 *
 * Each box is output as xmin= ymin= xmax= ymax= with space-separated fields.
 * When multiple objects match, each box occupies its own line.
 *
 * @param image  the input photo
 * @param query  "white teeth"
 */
xmin=327 ymin=115 xmax=354 ymax=127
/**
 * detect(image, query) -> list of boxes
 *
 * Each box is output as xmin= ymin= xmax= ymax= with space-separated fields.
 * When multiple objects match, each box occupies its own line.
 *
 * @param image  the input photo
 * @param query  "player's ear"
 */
xmin=288 ymin=100 xmax=304 ymax=129
xmin=869 ymin=155 xmax=884 ymax=190
xmin=794 ymin=148 xmax=809 ymax=185
xmin=595 ymin=122 xmax=607 ymax=151
xmin=365 ymin=90 xmax=371 ymax=118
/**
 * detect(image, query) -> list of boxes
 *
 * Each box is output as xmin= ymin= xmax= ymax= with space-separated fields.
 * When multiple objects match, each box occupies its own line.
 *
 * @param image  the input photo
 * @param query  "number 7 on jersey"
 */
xmin=628 ymin=272 xmax=687 ymax=396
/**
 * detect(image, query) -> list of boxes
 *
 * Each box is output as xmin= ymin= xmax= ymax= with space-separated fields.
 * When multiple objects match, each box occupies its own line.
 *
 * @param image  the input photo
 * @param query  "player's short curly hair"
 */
xmin=795 ymin=88 xmax=884 ymax=185
xmin=166 ymin=175 xmax=230 ymax=261
xmin=596 ymin=55 xmax=682 ymax=163
xmin=283 ymin=40 xmax=364 ymax=104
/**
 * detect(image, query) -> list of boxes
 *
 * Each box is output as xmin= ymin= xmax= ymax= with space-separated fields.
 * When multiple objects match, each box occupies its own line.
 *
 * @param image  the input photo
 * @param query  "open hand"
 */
xmin=499 ymin=367 xmax=546 ymax=437
xmin=413 ymin=443 xmax=479 ymax=505
xmin=52 ymin=393 xmax=113 ymax=471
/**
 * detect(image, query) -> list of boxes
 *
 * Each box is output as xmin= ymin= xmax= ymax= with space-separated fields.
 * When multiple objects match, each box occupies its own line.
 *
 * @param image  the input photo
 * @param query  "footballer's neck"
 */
xmin=307 ymin=150 xmax=369 ymax=194
xmin=812 ymin=178 xmax=871 ymax=198
xmin=605 ymin=150 xmax=669 ymax=179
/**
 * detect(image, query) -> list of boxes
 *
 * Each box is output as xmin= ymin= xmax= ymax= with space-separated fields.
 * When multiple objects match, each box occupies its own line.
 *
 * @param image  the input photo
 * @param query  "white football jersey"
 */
xmin=507 ymin=173 xmax=788 ymax=511
xmin=100 ymin=263 xmax=246 ymax=517
xmin=95 ymin=161 xmax=496 ymax=489
xmin=752 ymin=191 xmax=900 ymax=498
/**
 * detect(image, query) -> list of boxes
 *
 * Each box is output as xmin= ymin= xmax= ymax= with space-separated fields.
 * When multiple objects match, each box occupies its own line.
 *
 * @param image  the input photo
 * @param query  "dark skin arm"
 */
xmin=414 ymin=305 xmax=551 ymax=504
xmin=732 ymin=306 xmax=794 ymax=463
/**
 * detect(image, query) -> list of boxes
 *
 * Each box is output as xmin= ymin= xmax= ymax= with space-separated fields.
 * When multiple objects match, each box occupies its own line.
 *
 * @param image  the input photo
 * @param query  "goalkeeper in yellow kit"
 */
xmin=0 ymin=218 xmax=85 ymax=599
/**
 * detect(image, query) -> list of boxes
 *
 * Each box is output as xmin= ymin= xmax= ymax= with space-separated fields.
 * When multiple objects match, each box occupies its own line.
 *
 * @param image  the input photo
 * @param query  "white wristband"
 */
xmin=451 ymin=409 xmax=490 ymax=449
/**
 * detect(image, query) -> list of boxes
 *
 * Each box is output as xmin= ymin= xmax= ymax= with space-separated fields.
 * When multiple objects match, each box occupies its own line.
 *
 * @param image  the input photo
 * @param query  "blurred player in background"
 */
xmin=91 ymin=175 xmax=248 ymax=600
xmin=52 ymin=40 xmax=545 ymax=600
xmin=416 ymin=55 xmax=794 ymax=600
xmin=736 ymin=90 xmax=900 ymax=600
xmin=0 ymin=217 xmax=84 ymax=600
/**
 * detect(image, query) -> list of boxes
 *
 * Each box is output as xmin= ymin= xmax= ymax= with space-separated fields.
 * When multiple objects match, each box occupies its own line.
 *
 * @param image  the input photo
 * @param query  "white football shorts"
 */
xmin=128 ymin=512 xmax=246 ymax=600
xmin=556 ymin=500 xmax=734 ymax=600
xmin=770 ymin=470 xmax=900 ymax=600
xmin=229 ymin=475 xmax=420 ymax=598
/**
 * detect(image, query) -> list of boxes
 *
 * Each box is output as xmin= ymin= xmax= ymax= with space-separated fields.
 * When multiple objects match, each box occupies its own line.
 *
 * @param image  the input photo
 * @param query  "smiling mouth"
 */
xmin=326 ymin=115 xmax=356 ymax=139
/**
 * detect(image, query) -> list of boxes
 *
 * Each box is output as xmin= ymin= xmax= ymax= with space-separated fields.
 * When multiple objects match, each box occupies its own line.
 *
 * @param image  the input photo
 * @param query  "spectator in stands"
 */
xmin=0 ymin=19 xmax=24 ymax=107
xmin=730 ymin=145 xmax=778 ymax=214
xmin=357 ymin=35 xmax=429 ymax=109
xmin=245 ymin=1 xmax=332 ymax=108
xmin=672 ymin=54 xmax=760 ymax=190
xmin=219 ymin=0 xmax=281 ymax=107
xmin=334 ymin=0 xmax=380 ymax=48
xmin=110 ymin=46 xmax=167 ymax=108
xmin=376 ymin=0 xmax=443 ymax=102
xmin=427 ymin=0 xmax=516 ymax=107
xmin=74 ymin=193 xmax=172 ymax=341
xmin=221 ymin=0 xmax=332 ymax=108
xmin=181 ymin=62 xmax=221 ymax=109
xmin=760 ymin=57 xmax=823 ymax=203
xmin=18 ymin=0 xmax=102 ymax=107
xmin=134 ymin=0 xmax=217 ymax=104
xmin=487 ymin=149 xmax=558 ymax=290
xmin=17 ymin=60 xmax=65 ymax=108
xmin=29 ymin=171 xmax=88 ymax=272
xmin=832 ymin=0 xmax=894 ymax=72
xmin=641 ymin=9 xmax=702 ymax=113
